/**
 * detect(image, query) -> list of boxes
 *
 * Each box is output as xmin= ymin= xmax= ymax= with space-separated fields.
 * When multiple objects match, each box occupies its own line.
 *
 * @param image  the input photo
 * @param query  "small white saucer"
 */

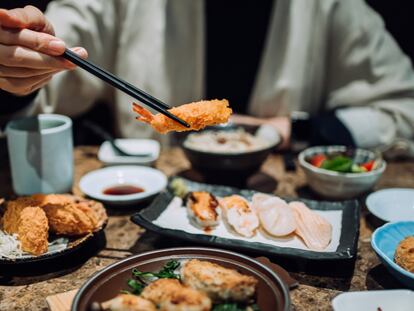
xmin=366 ymin=188 xmax=414 ymax=222
xmin=79 ymin=166 xmax=167 ymax=205
xmin=98 ymin=139 xmax=160 ymax=166
xmin=332 ymin=290 xmax=414 ymax=311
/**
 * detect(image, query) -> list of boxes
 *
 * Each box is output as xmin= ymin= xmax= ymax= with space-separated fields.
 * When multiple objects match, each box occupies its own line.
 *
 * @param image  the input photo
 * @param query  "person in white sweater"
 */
xmin=0 ymin=0 xmax=413 ymax=157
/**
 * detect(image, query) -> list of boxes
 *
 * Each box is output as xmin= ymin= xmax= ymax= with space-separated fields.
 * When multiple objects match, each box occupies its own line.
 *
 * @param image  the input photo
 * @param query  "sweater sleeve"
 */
xmin=324 ymin=0 xmax=414 ymax=156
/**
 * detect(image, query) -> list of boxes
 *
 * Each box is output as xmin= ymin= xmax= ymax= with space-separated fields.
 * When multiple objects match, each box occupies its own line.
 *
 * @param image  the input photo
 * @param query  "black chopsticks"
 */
xmin=62 ymin=49 xmax=190 ymax=128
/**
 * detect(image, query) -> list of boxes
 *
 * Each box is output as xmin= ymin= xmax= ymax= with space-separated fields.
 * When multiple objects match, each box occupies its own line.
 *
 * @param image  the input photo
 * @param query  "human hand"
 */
xmin=230 ymin=114 xmax=291 ymax=149
xmin=0 ymin=6 xmax=87 ymax=96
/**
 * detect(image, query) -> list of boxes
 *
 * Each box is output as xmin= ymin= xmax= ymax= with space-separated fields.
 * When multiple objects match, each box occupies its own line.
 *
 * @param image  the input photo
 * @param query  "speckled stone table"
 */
xmin=0 ymin=146 xmax=414 ymax=311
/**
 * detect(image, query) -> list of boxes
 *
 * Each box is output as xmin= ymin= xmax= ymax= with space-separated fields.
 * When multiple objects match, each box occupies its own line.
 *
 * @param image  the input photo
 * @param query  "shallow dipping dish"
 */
xmin=71 ymin=247 xmax=290 ymax=311
xmin=299 ymin=146 xmax=386 ymax=199
xmin=366 ymin=188 xmax=414 ymax=222
xmin=79 ymin=166 xmax=167 ymax=205
xmin=371 ymin=221 xmax=414 ymax=289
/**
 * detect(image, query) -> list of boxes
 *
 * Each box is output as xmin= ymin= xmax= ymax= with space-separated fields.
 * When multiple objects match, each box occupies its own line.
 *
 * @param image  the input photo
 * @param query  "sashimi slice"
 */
xmin=252 ymin=193 xmax=296 ymax=236
xmin=289 ymin=201 xmax=332 ymax=250
xmin=220 ymin=195 xmax=259 ymax=237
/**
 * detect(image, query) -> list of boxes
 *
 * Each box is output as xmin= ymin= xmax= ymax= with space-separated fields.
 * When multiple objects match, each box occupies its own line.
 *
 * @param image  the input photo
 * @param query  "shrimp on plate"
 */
xmin=132 ymin=99 xmax=232 ymax=134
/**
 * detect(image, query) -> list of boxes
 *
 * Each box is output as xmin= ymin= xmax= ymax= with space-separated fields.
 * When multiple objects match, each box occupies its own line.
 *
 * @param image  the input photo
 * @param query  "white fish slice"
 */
xmin=290 ymin=201 xmax=332 ymax=251
xmin=252 ymin=193 xmax=296 ymax=237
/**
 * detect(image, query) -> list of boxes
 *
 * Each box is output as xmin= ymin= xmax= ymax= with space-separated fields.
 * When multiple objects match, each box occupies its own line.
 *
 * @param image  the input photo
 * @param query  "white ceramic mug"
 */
xmin=6 ymin=114 xmax=73 ymax=195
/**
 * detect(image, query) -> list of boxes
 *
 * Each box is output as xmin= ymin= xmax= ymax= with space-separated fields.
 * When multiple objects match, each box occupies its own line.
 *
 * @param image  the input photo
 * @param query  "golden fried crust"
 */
xmin=43 ymin=202 xmax=98 ymax=236
xmin=395 ymin=236 xmax=414 ymax=273
xmin=102 ymin=294 xmax=157 ymax=311
xmin=134 ymin=99 xmax=232 ymax=134
xmin=2 ymin=197 xmax=38 ymax=234
xmin=32 ymin=194 xmax=107 ymax=236
xmin=141 ymin=279 xmax=212 ymax=311
xmin=18 ymin=207 xmax=49 ymax=255
xmin=181 ymin=259 xmax=258 ymax=303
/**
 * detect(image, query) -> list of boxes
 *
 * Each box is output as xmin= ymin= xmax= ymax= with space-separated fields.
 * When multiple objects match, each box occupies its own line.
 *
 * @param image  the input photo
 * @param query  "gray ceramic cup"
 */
xmin=6 ymin=114 xmax=73 ymax=195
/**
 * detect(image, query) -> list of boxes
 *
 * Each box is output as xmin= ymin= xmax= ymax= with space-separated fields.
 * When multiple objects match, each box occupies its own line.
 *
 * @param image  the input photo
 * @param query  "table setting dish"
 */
xmin=331 ymin=289 xmax=414 ymax=311
xmin=79 ymin=166 xmax=167 ymax=206
xmin=298 ymin=145 xmax=386 ymax=199
xmin=371 ymin=221 xmax=414 ymax=288
xmin=181 ymin=123 xmax=281 ymax=186
xmin=98 ymin=139 xmax=160 ymax=166
xmin=0 ymin=194 xmax=107 ymax=273
xmin=71 ymin=247 xmax=292 ymax=311
xmin=366 ymin=188 xmax=414 ymax=222
xmin=131 ymin=177 xmax=360 ymax=261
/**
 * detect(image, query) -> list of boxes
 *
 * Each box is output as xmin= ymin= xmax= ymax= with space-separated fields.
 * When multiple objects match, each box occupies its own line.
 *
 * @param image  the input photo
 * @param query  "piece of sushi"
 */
xmin=186 ymin=192 xmax=220 ymax=229
xmin=252 ymin=193 xmax=296 ymax=237
xmin=181 ymin=259 xmax=258 ymax=303
xmin=220 ymin=195 xmax=259 ymax=237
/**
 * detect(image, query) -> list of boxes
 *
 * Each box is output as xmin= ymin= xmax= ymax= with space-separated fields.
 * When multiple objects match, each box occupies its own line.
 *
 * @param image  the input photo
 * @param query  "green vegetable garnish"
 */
xmin=212 ymin=303 xmax=260 ymax=311
xmin=321 ymin=156 xmax=353 ymax=172
xmin=132 ymin=259 xmax=181 ymax=280
xmin=127 ymin=279 xmax=145 ymax=295
xmin=124 ymin=260 xmax=181 ymax=296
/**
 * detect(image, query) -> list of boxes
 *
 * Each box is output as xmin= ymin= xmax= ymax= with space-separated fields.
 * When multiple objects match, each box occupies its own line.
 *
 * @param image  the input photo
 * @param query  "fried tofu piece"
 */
xmin=141 ymin=279 xmax=212 ymax=311
xmin=18 ymin=206 xmax=49 ymax=255
xmin=101 ymin=294 xmax=156 ymax=311
xmin=133 ymin=99 xmax=232 ymax=134
xmin=181 ymin=259 xmax=258 ymax=303
xmin=395 ymin=236 xmax=414 ymax=273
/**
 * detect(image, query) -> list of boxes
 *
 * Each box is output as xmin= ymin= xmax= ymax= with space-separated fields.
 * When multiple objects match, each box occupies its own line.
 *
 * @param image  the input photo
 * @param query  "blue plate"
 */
xmin=371 ymin=221 xmax=414 ymax=288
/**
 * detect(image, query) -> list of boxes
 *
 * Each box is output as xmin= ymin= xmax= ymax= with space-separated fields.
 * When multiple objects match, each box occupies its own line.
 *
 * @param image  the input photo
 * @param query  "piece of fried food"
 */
xmin=101 ymin=294 xmax=157 ymax=311
xmin=32 ymin=194 xmax=107 ymax=236
xmin=181 ymin=259 xmax=258 ymax=303
xmin=18 ymin=206 xmax=49 ymax=255
xmin=395 ymin=236 xmax=414 ymax=273
xmin=141 ymin=278 xmax=212 ymax=311
xmin=2 ymin=197 xmax=39 ymax=234
xmin=132 ymin=99 xmax=232 ymax=134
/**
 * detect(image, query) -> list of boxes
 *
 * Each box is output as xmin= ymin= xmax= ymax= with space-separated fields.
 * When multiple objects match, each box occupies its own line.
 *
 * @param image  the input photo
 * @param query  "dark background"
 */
xmin=1 ymin=0 xmax=414 ymax=145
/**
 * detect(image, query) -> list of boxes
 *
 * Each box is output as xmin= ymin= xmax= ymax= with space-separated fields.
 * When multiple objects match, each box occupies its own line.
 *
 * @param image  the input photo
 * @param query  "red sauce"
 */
xmin=204 ymin=227 xmax=212 ymax=234
xmin=103 ymin=185 xmax=144 ymax=195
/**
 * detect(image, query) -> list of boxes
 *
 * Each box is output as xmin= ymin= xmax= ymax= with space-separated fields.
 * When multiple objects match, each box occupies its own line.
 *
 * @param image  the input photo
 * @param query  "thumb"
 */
xmin=0 ymin=6 xmax=54 ymax=35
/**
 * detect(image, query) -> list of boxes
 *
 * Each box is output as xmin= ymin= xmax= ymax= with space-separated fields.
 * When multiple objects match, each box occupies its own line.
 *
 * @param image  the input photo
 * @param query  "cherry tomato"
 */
xmin=361 ymin=160 xmax=375 ymax=171
xmin=310 ymin=154 xmax=326 ymax=168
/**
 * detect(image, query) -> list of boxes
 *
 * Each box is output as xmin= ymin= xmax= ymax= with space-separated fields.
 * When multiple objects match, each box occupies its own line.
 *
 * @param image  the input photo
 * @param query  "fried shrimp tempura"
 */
xmin=132 ymin=99 xmax=232 ymax=134
xmin=18 ymin=207 xmax=49 ymax=255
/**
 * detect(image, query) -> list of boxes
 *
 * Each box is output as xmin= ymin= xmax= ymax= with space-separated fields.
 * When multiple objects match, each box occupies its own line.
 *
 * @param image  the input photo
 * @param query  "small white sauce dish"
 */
xmin=332 ymin=290 xmax=414 ymax=311
xmin=98 ymin=139 xmax=160 ymax=166
xmin=79 ymin=166 xmax=167 ymax=206
xmin=366 ymin=188 xmax=414 ymax=222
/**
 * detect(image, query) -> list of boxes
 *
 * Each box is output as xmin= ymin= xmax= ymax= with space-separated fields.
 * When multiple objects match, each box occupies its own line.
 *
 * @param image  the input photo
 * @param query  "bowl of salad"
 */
xmin=298 ymin=146 xmax=386 ymax=199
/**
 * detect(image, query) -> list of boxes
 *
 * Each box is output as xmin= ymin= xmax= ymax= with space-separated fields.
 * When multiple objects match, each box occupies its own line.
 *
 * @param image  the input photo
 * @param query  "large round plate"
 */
xmin=72 ymin=247 xmax=291 ymax=311
xmin=366 ymin=188 xmax=414 ymax=222
xmin=79 ymin=166 xmax=167 ymax=205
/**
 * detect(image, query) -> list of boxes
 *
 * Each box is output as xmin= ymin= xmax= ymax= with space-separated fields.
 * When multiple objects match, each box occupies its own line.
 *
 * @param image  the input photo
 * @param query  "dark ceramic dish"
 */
xmin=71 ymin=247 xmax=291 ymax=311
xmin=181 ymin=124 xmax=280 ymax=185
xmin=131 ymin=178 xmax=360 ymax=261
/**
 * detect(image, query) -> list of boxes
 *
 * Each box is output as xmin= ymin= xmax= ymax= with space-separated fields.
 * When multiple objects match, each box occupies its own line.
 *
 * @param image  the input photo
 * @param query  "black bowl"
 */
xmin=181 ymin=124 xmax=279 ymax=186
